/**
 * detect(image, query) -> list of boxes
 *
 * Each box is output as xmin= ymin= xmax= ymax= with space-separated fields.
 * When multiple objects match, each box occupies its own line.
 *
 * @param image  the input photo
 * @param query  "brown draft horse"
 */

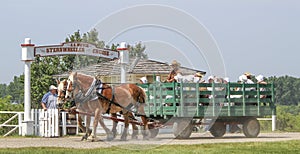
xmin=57 ymin=79 xmax=95 ymax=138
xmin=57 ymin=79 xmax=141 ymax=141
xmin=62 ymin=72 xmax=149 ymax=141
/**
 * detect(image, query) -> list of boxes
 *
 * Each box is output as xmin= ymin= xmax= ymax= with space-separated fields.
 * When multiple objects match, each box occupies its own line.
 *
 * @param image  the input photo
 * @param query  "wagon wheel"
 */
xmin=243 ymin=117 xmax=260 ymax=138
xmin=173 ymin=119 xmax=193 ymax=139
xmin=148 ymin=124 xmax=159 ymax=138
xmin=210 ymin=122 xmax=226 ymax=138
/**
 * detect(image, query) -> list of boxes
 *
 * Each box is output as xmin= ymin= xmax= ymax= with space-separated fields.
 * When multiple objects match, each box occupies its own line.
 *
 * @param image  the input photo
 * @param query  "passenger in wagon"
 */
xmin=241 ymin=73 xmax=256 ymax=105
xmin=230 ymin=75 xmax=246 ymax=99
xmin=194 ymin=72 xmax=205 ymax=83
xmin=223 ymin=77 xmax=229 ymax=84
xmin=139 ymin=76 xmax=148 ymax=84
xmin=256 ymin=75 xmax=267 ymax=99
xmin=206 ymin=75 xmax=215 ymax=91
xmin=223 ymin=77 xmax=229 ymax=99
xmin=244 ymin=72 xmax=254 ymax=84
xmin=166 ymin=60 xmax=181 ymax=83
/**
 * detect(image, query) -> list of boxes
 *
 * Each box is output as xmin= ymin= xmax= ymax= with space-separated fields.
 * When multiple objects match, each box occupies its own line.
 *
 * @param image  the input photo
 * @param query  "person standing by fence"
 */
xmin=41 ymin=85 xmax=58 ymax=110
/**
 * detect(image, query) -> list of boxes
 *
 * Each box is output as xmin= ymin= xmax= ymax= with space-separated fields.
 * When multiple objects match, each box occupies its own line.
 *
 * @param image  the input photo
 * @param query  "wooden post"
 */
xmin=62 ymin=112 xmax=67 ymax=136
xmin=271 ymin=83 xmax=276 ymax=131
xmin=18 ymin=112 xmax=23 ymax=135
xmin=242 ymin=83 xmax=246 ymax=116
xmin=55 ymin=109 xmax=59 ymax=137
xmin=21 ymin=38 xmax=35 ymax=136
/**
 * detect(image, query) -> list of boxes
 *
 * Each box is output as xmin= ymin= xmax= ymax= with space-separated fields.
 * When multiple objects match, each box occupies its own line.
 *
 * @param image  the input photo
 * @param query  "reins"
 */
xmin=67 ymin=74 xmax=147 ymax=117
xmin=96 ymin=85 xmax=147 ymax=117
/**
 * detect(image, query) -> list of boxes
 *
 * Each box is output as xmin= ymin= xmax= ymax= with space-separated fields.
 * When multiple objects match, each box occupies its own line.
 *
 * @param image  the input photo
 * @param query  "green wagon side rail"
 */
xmin=138 ymin=82 xmax=276 ymax=119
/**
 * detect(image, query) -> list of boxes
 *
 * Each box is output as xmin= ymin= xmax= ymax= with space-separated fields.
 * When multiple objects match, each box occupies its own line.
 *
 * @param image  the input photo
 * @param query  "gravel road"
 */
xmin=1 ymin=132 xmax=300 ymax=149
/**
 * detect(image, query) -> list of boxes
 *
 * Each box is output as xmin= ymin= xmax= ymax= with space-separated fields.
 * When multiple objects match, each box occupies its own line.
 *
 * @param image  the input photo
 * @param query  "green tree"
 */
xmin=6 ymin=75 xmax=24 ymax=103
xmin=65 ymin=29 xmax=105 ymax=69
xmin=129 ymin=42 xmax=147 ymax=59
xmin=0 ymin=84 xmax=7 ymax=97
xmin=267 ymin=76 xmax=300 ymax=105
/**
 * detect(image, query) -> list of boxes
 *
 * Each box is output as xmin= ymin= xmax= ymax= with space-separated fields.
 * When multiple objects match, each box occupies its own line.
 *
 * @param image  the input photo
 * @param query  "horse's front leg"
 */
xmin=111 ymin=113 xmax=118 ymax=139
xmin=78 ymin=114 xmax=87 ymax=141
xmin=141 ymin=115 xmax=149 ymax=140
xmin=131 ymin=123 xmax=139 ymax=140
xmin=98 ymin=114 xmax=114 ymax=141
xmin=77 ymin=114 xmax=86 ymax=133
xmin=128 ymin=112 xmax=138 ymax=139
xmin=91 ymin=109 xmax=100 ymax=142
xmin=120 ymin=112 xmax=129 ymax=141
xmin=81 ymin=115 xmax=91 ymax=141
xmin=139 ymin=105 xmax=149 ymax=140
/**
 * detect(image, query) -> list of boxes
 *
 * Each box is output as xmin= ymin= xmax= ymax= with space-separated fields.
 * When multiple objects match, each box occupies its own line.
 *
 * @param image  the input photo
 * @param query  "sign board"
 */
xmin=34 ymin=42 xmax=119 ymax=59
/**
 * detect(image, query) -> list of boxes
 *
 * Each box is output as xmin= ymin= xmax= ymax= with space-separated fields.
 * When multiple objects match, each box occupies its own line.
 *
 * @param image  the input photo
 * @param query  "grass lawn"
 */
xmin=0 ymin=140 xmax=300 ymax=154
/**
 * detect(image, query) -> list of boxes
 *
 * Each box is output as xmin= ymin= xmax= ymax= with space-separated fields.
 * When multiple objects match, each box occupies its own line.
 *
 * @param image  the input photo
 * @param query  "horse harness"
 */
xmin=95 ymin=81 xmax=146 ymax=117
xmin=71 ymin=77 xmax=146 ymax=117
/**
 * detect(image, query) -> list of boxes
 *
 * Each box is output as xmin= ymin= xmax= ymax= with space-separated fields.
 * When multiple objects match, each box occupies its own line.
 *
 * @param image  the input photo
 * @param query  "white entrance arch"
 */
xmin=20 ymin=38 xmax=128 ymax=136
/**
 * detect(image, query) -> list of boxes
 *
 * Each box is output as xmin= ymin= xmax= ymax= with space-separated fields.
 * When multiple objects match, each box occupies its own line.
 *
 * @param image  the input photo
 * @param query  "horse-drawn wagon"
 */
xmin=58 ymin=72 xmax=275 ymax=140
xmin=139 ymin=81 xmax=275 ymax=139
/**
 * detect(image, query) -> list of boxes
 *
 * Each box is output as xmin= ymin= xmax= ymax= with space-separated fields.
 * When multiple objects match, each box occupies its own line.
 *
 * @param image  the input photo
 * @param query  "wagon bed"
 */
xmin=138 ymin=82 xmax=276 ymax=138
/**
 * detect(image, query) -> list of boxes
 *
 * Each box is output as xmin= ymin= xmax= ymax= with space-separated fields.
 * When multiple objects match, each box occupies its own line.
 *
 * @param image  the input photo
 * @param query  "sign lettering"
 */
xmin=34 ymin=42 xmax=119 ymax=59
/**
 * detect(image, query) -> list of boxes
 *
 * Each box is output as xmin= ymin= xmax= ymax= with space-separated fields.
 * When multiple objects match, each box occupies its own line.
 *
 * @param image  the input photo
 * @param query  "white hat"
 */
xmin=169 ymin=60 xmax=181 ymax=67
xmin=244 ymin=72 xmax=255 ymax=77
xmin=256 ymin=75 xmax=264 ymax=82
xmin=208 ymin=76 xmax=214 ymax=80
xmin=140 ymin=77 xmax=148 ymax=83
xmin=224 ymin=77 xmax=230 ymax=82
xmin=49 ymin=85 xmax=58 ymax=90
xmin=195 ymin=72 xmax=204 ymax=77
xmin=239 ymin=75 xmax=248 ymax=82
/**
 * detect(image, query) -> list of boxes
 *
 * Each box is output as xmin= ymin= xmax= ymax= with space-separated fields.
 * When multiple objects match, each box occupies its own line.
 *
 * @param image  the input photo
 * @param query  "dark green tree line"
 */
xmin=267 ymin=76 xmax=300 ymax=105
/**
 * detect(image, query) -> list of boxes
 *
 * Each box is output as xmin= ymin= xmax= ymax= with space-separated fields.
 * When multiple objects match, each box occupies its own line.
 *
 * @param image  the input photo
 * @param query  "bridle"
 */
xmin=66 ymin=74 xmax=89 ymax=100
xmin=56 ymin=81 xmax=68 ymax=108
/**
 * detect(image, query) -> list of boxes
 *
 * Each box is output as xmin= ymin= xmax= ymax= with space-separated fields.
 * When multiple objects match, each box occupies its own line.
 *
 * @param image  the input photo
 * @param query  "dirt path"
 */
xmin=1 ymin=132 xmax=300 ymax=149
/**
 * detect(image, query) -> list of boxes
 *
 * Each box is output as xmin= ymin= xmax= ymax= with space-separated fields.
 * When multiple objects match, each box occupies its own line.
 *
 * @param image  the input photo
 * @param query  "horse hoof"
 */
xmin=107 ymin=135 xmax=114 ymax=141
xmin=143 ymin=136 xmax=150 ymax=140
xmin=91 ymin=136 xmax=98 ymax=142
xmin=131 ymin=135 xmax=138 ymax=140
xmin=81 ymin=134 xmax=88 ymax=141
xmin=120 ymin=136 xmax=127 ymax=141
xmin=88 ymin=129 xmax=92 ymax=136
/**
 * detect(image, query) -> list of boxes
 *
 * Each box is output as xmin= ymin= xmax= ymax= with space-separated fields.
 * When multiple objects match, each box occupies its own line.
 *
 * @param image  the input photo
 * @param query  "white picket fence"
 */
xmin=1 ymin=109 xmax=131 ymax=137
xmin=31 ymin=109 xmax=81 ymax=137
xmin=32 ymin=109 xmax=60 ymax=137
xmin=32 ymin=109 xmax=125 ymax=137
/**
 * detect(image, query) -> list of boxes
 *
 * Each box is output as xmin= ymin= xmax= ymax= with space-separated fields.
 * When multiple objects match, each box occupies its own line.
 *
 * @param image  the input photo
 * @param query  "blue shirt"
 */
xmin=41 ymin=92 xmax=58 ymax=109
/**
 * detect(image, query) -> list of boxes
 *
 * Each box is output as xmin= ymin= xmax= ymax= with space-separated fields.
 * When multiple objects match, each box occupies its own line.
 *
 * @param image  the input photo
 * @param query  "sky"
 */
xmin=0 ymin=0 xmax=299 ymax=84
